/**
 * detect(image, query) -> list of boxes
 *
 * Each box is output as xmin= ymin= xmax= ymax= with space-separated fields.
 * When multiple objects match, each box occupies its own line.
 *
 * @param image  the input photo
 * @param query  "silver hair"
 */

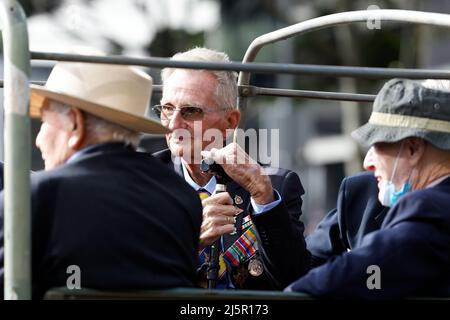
xmin=161 ymin=47 xmax=238 ymax=110
xmin=46 ymin=102 xmax=141 ymax=148
xmin=421 ymin=79 xmax=450 ymax=92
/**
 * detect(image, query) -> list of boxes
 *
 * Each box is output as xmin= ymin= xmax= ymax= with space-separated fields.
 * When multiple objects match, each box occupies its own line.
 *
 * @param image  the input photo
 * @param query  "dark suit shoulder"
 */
xmin=30 ymin=149 xmax=201 ymax=213
xmin=28 ymin=148 xmax=203 ymax=297
xmin=384 ymin=178 xmax=450 ymax=227
xmin=307 ymin=171 xmax=383 ymax=266
xmin=152 ymin=148 xmax=171 ymax=163
xmin=339 ymin=171 xmax=380 ymax=216
xmin=341 ymin=171 xmax=377 ymax=192
xmin=263 ymin=167 xmax=305 ymax=196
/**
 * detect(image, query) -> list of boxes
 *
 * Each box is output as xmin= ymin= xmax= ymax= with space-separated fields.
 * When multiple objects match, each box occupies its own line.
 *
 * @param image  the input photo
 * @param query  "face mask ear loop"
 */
xmin=389 ymin=141 xmax=405 ymax=184
xmin=408 ymin=167 xmax=417 ymax=190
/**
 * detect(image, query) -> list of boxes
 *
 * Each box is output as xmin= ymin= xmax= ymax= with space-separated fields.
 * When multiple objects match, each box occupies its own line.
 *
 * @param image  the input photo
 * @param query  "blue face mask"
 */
xmin=380 ymin=141 xmax=413 ymax=207
xmin=382 ymin=180 xmax=412 ymax=207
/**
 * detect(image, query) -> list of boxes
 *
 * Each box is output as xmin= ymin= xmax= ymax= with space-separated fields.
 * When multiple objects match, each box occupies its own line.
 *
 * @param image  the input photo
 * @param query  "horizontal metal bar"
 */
xmin=0 ymin=81 xmax=388 ymax=103
xmin=0 ymin=80 xmax=45 ymax=87
xmin=239 ymin=10 xmax=450 ymax=86
xmin=30 ymin=51 xmax=450 ymax=80
xmin=244 ymin=86 xmax=375 ymax=102
xmin=154 ymin=85 xmax=375 ymax=102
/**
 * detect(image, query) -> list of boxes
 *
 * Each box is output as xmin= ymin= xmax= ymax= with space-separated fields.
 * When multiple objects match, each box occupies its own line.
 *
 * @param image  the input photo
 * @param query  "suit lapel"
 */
xmin=172 ymin=156 xmax=184 ymax=177
xmin=153 ymin=149 xmax=184 ymax=177
xmin=374 ymin=207 xmax=389 ymax=227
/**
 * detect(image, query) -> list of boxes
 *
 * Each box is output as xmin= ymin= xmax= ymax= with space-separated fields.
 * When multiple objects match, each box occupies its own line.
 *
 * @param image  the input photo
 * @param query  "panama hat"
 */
xmin=30 ymin=61 xmax=169 ymax=134
xmin=351 ymin=78 xmax=450 ymax=150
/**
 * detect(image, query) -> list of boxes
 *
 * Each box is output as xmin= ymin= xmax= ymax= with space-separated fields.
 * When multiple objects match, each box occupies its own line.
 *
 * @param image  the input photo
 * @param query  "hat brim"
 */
xmin=351 ymin=123 xmax=450 ymax=150
xmin=30 ymin=84 xmax=169 ymax=135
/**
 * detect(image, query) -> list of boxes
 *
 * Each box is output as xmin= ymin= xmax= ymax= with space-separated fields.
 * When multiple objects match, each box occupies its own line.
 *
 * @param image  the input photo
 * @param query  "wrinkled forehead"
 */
xmin=39 ymin=99 xmax=60 ymax=115
xmin=162 ymin=69 xmax=218 ymax=106
xmin=43 ymin=98 xmax=66 ymax=109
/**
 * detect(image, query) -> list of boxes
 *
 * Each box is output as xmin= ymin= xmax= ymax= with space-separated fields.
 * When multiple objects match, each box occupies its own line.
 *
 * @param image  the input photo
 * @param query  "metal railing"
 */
xmin=0 ymin=0 xmax=31 ymax=300
xmin=236 ymin=9 xmax=450 ymax=133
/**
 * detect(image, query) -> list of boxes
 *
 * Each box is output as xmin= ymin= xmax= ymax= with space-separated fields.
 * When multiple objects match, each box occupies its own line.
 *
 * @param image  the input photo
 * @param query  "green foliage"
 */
xmin=17 ymin=0 xmax=60 ymax=17
xmin=147 ymin=29 xmax=205 ymax=58
xmin=358 ymin=27 xmax=402 ymax=68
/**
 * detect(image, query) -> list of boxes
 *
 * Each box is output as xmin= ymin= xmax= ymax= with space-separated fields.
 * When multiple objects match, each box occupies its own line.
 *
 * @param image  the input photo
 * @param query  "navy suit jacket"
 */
xmin=306 ymin=172 xmax=387 ymax=268
xmin=0 ymin=143 xmax=202 ymax=299
xmin=289 ymin=176 xmax=450 ymax=299
xmin=153 ymin=149 xmax=310 ymax=289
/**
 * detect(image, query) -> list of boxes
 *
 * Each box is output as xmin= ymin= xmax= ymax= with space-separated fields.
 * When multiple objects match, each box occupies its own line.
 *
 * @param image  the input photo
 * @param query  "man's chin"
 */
xmin=44 ymin=162 xmax=59 ymax=171
xmin=169 ymin=145 xmax=203 ymax=164
xmin=169 ymin=144 xmax=185 ymax=157
xmin=169 ymin=146 xmax=183 ymax=157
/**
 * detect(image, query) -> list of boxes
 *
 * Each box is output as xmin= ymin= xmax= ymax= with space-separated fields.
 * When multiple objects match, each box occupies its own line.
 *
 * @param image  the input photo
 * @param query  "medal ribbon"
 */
xmin=223 ymin=224 xmax=258 ymax=267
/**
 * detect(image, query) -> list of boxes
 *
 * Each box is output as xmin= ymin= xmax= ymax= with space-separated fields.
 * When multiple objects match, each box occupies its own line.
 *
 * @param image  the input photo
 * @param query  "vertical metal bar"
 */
xmin=0 ymin=0 xmax=31 ymax=300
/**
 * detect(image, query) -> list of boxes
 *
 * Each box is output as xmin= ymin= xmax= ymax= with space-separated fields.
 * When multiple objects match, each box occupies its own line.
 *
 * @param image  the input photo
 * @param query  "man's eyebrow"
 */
xmin=160 ymin=102 xmax=203 ymax=108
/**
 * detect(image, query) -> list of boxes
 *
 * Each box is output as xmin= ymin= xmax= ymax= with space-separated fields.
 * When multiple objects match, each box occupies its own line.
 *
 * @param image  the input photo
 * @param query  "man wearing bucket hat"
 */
xmin=0 ymin=61 xmax=203 ymax=299
xmin=286 ymin=78 xmax=450 ymax=299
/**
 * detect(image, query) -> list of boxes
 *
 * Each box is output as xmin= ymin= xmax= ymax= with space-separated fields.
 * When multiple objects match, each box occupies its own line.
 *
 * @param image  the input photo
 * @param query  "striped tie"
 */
xmin=198 ymin=189 xmax=210 ymax=201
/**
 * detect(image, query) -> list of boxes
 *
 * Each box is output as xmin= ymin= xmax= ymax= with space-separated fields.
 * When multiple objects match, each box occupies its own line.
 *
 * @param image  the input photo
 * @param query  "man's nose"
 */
xmin=167 ymin=110 xmax=187 ymax=130
xmin=363 ymin=146 xmax=375 ymax=171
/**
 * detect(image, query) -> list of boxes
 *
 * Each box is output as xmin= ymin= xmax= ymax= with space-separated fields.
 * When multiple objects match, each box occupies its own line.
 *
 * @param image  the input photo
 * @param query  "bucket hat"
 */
xmin=352 ymin=78 xmax=450 ymax=150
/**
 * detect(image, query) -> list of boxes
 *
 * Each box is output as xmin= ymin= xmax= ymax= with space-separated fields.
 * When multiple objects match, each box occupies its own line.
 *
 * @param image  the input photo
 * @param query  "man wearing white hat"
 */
xmin=0 ymin=61 xmax=203 ymax=299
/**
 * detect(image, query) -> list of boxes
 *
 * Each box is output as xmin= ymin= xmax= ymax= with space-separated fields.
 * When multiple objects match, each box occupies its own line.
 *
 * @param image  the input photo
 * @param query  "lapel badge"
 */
xmin=234 ymin=195 xmax=243 ymax=205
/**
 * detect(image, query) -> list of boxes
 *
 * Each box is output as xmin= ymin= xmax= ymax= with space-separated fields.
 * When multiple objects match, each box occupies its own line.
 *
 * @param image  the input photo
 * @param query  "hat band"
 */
xmin=368 ymin=112 xmax=450 ymax=134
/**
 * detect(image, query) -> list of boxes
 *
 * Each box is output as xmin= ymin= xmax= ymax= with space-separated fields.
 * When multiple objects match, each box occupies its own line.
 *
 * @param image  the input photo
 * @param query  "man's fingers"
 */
xmin=220 ymin=224 xmax=236 ymax=235
xmin=222 ymin=215 xmax=236 ymax=224
xmin=199 ymin=221 xmax=237 ymax=248
xmin=201 ymin=148 xmax=225 ymax=165
xmin=202 ymin=192 xmax=233 ymax=206
xmin=203 ymin=203 xmax=242 ymax=218
xmin=201 ymin=144 xmax=258 ymax=176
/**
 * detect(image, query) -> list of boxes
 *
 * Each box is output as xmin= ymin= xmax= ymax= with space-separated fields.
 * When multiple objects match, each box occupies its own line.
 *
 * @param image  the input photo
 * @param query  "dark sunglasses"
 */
xmin=152 ymin=104 xmax=228 ymax=121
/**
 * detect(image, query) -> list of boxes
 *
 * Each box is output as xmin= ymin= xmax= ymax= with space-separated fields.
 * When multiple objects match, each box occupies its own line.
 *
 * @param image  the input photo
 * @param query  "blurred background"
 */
xmin=1 ymin=0 xmax=450 ymax=233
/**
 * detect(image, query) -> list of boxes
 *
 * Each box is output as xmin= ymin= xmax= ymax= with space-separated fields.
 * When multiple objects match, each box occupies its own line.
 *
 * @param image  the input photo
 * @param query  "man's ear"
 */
xmin=68 ymin=108 xmax=85 ymax=149
xmin=406 ymin=138 xmax=426 ymax=166
xmin=225 ymin=109 xmax=241 ymax=130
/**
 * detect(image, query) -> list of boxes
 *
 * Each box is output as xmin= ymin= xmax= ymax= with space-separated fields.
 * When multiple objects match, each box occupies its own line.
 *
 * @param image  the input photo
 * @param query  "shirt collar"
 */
xmin=181 ymin=159 xmax=216 ymax=194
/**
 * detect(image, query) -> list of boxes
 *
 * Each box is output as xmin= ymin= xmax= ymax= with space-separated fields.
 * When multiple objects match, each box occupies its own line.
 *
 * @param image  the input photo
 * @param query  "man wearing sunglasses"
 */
xmin=153 ymin=47 xmax=310 ymax=290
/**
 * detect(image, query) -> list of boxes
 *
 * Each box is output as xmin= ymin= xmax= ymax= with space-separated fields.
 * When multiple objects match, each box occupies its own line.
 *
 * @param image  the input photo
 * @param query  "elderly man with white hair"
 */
xmin=0 ymin=61 xmax=203 ymax=299
xmin=153 ymin=47 xmax=310 ymax=290
xmin=287 ymin=78 xmax=450 ymax=299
